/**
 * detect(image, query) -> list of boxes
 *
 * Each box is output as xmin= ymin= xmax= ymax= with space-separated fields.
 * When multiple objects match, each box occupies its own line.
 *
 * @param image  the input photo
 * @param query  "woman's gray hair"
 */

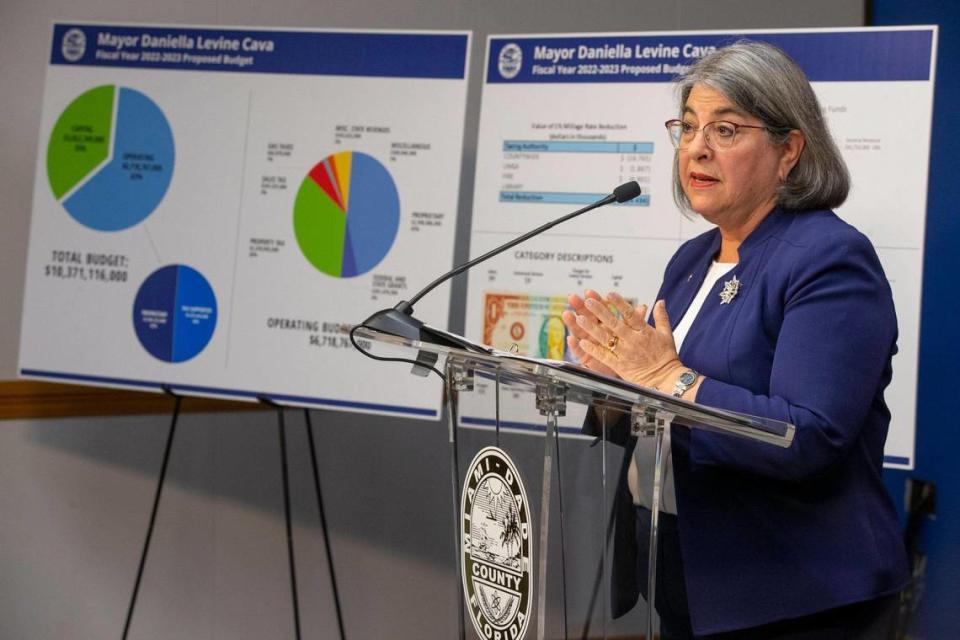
xmin=672 ymin=40 xmax=849 ymax=212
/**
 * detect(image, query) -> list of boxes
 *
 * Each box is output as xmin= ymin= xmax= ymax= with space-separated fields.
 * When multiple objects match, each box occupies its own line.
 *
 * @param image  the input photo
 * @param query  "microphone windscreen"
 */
xmin=613 ymin=181 xmax=642 ymax=203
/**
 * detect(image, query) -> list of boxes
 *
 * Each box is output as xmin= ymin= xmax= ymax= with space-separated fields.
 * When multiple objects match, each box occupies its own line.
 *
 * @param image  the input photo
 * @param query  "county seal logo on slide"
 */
xmin=498 ymin=43 xmax=523 ymax=79
xmin=61 ymin=28 xmax=87 ymax=62
xmin=461 ymin=446 xmax=532 ymax=640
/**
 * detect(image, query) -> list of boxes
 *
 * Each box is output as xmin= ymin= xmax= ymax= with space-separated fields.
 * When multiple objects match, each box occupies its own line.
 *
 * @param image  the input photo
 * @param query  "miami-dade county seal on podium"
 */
xmin=461 ymin=446 xmax=532 ymax=640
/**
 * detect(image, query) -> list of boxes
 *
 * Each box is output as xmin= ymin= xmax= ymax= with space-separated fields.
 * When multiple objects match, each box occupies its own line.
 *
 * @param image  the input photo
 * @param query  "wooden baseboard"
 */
xmin=0 ymin=380 xmax=267 ymax=420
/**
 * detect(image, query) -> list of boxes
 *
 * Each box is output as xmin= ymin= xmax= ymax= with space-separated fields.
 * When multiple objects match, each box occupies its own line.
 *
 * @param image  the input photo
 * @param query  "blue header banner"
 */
xmin=51 ymin=23 xmax=469 ymax=79
xmin=487 ymin=30 xmax=933 ymax=84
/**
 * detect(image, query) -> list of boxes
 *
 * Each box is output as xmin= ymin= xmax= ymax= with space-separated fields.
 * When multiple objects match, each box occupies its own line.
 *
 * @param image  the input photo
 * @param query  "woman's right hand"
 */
xmin=561 ymin=290 xmax=619 ymax=378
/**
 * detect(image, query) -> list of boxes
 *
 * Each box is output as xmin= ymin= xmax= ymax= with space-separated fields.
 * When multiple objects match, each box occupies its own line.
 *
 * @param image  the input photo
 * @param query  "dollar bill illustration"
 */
xmin=483 ymin=292 xmax=571 ymax=360
xmin=483 ymin=291 xmax=638 ymax=360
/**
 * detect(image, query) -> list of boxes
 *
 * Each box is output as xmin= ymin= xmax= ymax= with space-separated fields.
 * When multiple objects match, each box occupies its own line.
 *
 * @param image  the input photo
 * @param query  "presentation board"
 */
xmin=463 ymin=27 xmax=936 ymax=468
xmin=19 ymin=23 xmax=471 ymax=419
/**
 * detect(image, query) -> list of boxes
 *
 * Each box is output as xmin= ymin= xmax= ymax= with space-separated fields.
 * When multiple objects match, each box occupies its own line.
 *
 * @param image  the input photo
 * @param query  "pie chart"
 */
xmin=133 ymin=265 xmax=217 ymax=363
xmin=293 ymin=151 xmax=400 ymax=277
xmin=47 ymin=84 xmax=174 ymax=231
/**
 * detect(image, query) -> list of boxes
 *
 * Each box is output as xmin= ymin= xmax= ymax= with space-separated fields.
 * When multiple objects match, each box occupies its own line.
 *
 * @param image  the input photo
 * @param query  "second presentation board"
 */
xmin=463 ymin=27 xmax=936 ymax=468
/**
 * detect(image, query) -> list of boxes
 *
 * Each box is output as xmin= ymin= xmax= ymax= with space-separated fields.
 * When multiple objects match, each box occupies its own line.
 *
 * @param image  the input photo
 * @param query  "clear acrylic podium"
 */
xmin=354 ymin=325 xmax=794 ymax=640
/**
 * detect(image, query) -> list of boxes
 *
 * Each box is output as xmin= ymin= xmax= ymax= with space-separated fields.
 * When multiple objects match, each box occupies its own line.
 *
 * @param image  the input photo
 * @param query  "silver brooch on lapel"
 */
xmin=719 ymin=275 xmax=741 ymax=305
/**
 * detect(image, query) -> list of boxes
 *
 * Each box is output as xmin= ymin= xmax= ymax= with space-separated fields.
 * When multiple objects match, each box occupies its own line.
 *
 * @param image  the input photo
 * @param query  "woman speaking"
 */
xmin=563 ymin=41 xmax=909 ymax=639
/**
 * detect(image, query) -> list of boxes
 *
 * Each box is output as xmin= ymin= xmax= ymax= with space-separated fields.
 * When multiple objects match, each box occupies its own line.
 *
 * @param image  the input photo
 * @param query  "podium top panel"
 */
xmin=352 ymin=325 xmax=794 ymax=448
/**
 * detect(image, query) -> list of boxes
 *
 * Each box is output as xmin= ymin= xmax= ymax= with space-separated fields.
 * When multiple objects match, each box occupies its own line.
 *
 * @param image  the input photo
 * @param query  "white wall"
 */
xmin=0 ymin=409 xmax=460 ymax=638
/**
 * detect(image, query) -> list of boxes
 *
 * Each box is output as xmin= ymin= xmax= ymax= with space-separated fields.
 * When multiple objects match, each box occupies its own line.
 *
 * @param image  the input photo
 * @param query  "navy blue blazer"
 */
xmin=593 ymin=207 xmax=909 ymax=635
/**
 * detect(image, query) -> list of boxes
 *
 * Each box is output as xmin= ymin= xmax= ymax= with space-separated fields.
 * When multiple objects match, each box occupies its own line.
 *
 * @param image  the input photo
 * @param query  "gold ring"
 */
xmin=607 ymin=335 xmax=619 ymax=352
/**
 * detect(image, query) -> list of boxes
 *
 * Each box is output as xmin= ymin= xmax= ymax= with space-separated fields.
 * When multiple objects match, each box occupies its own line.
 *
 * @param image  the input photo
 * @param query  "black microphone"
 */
xmin=359 ymin=181 xmax=642 ymax=349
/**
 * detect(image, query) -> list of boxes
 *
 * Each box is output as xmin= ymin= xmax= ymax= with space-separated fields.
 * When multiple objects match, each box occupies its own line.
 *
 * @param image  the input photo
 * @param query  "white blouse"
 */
xmin=627 ymin=260 xmax=736 ymax=512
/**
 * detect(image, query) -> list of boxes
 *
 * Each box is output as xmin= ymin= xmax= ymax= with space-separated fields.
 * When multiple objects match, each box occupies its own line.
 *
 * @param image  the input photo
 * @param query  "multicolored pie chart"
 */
xmin=293 ymin=151 xmax=400 ymax=278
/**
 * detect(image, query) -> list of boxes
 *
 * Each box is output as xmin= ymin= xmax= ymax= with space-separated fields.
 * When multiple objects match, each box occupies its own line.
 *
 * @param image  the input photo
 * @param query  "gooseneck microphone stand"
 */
xmin=358 ymin=181 xmax=643 ymax=347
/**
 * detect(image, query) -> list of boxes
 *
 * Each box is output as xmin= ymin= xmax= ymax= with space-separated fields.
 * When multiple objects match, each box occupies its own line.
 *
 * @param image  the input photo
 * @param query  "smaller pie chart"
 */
xmin=133 ymin=265 xmax=217 ymax=363
xmin=293 ymin=151 xmax=400 ymax=277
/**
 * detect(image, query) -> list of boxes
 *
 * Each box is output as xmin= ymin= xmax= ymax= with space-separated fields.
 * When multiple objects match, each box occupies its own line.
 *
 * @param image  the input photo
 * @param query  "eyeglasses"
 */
xmin=664 ymin=119 xmax=771 ymax=151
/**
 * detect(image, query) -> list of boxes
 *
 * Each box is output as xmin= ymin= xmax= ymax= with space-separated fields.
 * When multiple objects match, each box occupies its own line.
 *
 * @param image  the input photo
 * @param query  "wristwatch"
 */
xmin=672 ymin=369 xmax=699 ymax=398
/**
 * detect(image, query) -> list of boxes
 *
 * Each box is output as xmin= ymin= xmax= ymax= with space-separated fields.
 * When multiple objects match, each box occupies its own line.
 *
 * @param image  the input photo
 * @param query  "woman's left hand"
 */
xmin=574 ymin=291 xmax=686 ymax=392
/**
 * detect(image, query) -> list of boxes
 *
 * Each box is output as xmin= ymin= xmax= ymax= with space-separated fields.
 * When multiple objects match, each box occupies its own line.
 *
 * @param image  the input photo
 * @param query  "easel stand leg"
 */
xmin=275 ymin=406 xmax=303 ymax=640
xmin=303 ymin=409 xmax=346 ymax=640
xmin=122 ymin=392 xmax=182 ymax=640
